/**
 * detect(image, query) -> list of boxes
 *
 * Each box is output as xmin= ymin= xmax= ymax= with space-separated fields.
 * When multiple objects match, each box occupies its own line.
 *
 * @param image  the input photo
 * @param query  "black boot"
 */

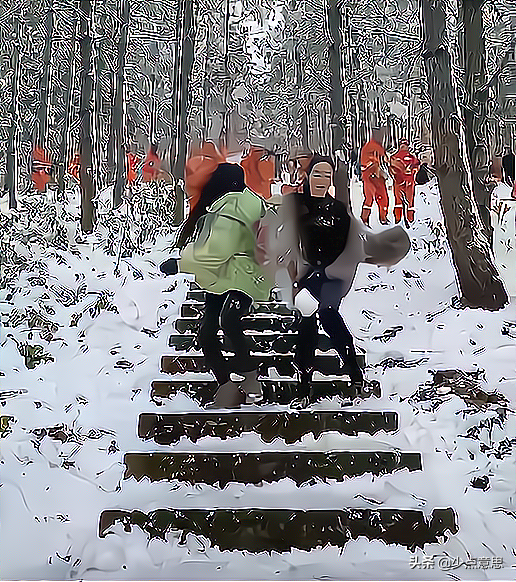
xmin=291 ymin=367 xmax=313 ymax=408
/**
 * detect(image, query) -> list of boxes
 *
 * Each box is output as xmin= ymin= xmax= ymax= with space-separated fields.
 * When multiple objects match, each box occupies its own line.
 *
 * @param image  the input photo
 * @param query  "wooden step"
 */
xmin=181 ymin=301 xmax=294 ymax=317
xmin=123 ymin=451 xmax=422 ymax=486
xmin=169 ymin=332 xmax=336 ymax=354
xmin=150 ymin=378 xmax=377 ymax=406
xmin=175 ymin=315 xmax=298 ymax=333
xmin=99 ymin=507 xmax=458 ymax=551
xmin=186 ymin=288 xmax=283 ymax=302
xmin=137 ymin=411 xmax=398 ymax=444
xmin=161 ymin=353 xmax=360 ymax=377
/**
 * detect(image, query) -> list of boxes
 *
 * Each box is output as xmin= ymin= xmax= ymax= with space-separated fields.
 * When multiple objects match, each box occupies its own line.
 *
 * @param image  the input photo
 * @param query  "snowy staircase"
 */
xmin=99 ymin=284 xmax=458 ymax=553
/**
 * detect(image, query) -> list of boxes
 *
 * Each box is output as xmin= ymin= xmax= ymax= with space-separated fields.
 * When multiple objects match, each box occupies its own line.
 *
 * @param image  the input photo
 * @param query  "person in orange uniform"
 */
xmin=389 ymin=138 xmax=420 ymax=225
xmin=31 ymin=147 xmax=54 ymax=192
xmin=126 ymin=150 xmax=139 ymax=185
xmin=240 ymin=146 xmax=275 ymax=199
xmin=360 ymin=128 xmax=389 ymax=226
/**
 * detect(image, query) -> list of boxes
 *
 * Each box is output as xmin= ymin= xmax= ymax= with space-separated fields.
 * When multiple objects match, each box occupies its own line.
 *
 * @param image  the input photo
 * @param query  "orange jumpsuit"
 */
xmin=390 ymin=146 xmax=420 ymax=224
xmin=360 ymin=139 xmax=389 ymax=224
xmin=241 ymin=147 xmax=274 ymax=199
xmin=142 ymin=147 xmax=161 ymax=182
xmin=126 ymin=152 xmax=139 ymax=184
xmin=32 ymin=147 xmax=53 ymax=192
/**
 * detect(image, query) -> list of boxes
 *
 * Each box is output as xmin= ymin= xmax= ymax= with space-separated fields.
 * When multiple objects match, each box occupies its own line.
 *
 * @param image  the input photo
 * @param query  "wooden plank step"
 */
xmin=99 ymin=507 xmax=458 ymax=551
xmin=161 ymin=354 xmax=358 ymax=376
xmin=169 ymin=332 xmax=336 ymax=354
xmin=123 ymin=451 xmax=422 ymax=486
xmin=137 ymin=411 xmax=399 ymax=444
xmin=150 ymin=378 xmax=378 ymax=406
xmin=175 ymin=315 xmax=298 ymax=333
xmin=181 ymin=301 xmax=294 ymax=317
xmin=186 ymin=289 xmax=283 ymax=302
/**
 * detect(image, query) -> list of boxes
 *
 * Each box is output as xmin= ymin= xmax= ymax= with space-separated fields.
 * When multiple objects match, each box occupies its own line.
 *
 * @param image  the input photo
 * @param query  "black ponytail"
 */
xmin=175 ymin=163 xmax=246 ymax=249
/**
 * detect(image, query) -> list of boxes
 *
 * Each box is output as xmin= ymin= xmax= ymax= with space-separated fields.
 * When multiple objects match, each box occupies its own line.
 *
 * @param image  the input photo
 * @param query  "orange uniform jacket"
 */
xmin=32 ymin=147 xmax=53 ymax=192
xmin=241 ymin=147 xmax=274 ymax=199
xmin=390 ymin=148 xmax=419 ymax=182
xmin=360 ymin=139 xmax=386 ymax=180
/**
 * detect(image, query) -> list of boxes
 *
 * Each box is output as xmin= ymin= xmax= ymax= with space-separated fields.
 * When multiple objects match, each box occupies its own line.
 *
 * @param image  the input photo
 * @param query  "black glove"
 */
xmin=159 ymin=258 xmax=178 ymax=276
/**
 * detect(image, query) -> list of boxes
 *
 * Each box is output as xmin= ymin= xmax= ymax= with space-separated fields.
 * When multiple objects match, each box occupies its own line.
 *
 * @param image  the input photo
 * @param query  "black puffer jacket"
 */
xmin=296 ymin=194 xmax=351 ymax=269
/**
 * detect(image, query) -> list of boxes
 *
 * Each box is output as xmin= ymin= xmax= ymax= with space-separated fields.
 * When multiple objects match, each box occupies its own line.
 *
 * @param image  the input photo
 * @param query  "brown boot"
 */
xmin=207 ymin=380 xmax=245 ymax=409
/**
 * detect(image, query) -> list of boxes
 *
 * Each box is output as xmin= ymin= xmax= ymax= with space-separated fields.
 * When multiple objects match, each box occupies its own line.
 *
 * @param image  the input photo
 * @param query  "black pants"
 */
xmin=198 ymin=290 xmax=254 ymax=385
xmin=294 ymin=270 xmax=362 ymax=379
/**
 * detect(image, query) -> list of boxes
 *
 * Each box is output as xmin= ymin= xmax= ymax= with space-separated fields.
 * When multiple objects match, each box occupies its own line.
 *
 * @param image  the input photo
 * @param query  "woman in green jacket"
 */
xmin=179 ymin=163 xmax=272 ymax=408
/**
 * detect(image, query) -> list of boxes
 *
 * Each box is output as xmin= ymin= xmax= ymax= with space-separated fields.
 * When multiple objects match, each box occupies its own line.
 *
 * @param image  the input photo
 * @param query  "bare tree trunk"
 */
xmin=294 ymin=43 xmax=309 ymax=152
xmin=172 ymin=0 xmax=195 ymax=226
xmin=202 ymin=49 xmax=209 ymax=142
xmin=149 ymin=74 xmax=157 ymax=148
xmin=327 ymin=0 xmax=344 ymax=156
xmin=461 ymin=0 xmax=493 ymax=243
xmin=421 ymin=0 xmax=507 ymax=310
xmin=79 ymin=0 xmax=96 ymax=233
xmin=112 ymin=0 xmax=129 ymax=208
xmin=91 ymin=2 xmax=103 ymax=191
xmin=220 ymin=0 xmax=231 ymax=150
xmin=342 ymin=5 xmax=354 ymax=150
xmin=36 ymin=4 xmax=54 ymax=150
xmin=168 ymin=8 xmax=182 ymax=166
xmin=4 ymin=17 xmax=21 ymax=209
xmin=57 ymin=14 xmax=78 ymax=197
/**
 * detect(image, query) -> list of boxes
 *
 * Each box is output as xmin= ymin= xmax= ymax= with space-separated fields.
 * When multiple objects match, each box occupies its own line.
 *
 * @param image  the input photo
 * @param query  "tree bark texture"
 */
xmin=79 ymin=0 xmax=96 ymax=233
xmin=36 ymin=5 xmax=54 ymax=150
xmin=327 ymin=0 xmax=344 ymax=155
xmin=111 ymin=0 xmax=129 ymax=208
xmin=57 ymin=14 xmax=78 ymax=197
xmin=172 ymin=0 xmax=195 ymax=226
xmin=421 ymin=0 xmax=507 ymax=310
xmin=461 ymin=0 xmax=493 ymax=242
xmin=4 ymin=17 xmax=21 ymax=210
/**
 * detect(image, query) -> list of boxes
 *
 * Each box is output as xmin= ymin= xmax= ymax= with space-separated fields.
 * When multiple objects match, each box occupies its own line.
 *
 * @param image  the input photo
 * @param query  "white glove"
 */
xmin=294 ymin=288 xmax=319 ymax=317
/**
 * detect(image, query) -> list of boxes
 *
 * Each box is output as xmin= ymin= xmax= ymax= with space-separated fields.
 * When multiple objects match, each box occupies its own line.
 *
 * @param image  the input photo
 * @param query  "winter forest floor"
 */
xmin=1 ymin=179 xmax=516 ymax=580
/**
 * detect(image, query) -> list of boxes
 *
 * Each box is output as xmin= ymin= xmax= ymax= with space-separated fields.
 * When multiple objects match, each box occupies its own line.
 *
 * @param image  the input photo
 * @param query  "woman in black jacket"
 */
xmin=291 ymin=155 xmax=365 ymax=397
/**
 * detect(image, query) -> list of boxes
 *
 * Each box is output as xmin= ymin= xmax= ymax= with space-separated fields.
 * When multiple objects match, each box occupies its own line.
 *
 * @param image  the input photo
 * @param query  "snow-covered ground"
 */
xmin=1 ymin=180 xmax=515 ymax=580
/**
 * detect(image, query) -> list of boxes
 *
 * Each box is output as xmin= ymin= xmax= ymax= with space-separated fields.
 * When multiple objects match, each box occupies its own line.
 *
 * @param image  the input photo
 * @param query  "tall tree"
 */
xmin=35 ymin=2 xmax=54 ymax=151
xmin=4 ymin=17 xmax=21 ymax=209
xmin=327 ymin=0 xmax=344 ymax=155
xmin=294 ymin=43 xmax=309 ymax=152
xmin=171 ymin=0 xmax=195 ymax=225
xmin=79 ymin=0 xmax=96 ymax=232
xmin=57 ymin=13 xmax=78 ymax=197
xmin=110 ymin=0 xmax=129 ymax=208
xmin=220 ymin=0 xmax=231 ymax=149
xmin=461 ymin=0 xmax=494 ymax=243
xmin=421 ymin=0 xmax=507 ymax=310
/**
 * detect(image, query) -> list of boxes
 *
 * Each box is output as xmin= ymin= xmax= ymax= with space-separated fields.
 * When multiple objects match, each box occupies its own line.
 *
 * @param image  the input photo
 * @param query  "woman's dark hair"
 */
xmin=175 ymin=163 xmax=246 ymax=249
xmin=300 ymin=154 xmax=335 ymax=203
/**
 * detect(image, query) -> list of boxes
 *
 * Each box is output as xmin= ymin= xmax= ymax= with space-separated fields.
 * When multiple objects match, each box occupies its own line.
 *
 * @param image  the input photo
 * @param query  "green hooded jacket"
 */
xmin=179 ymin=188 xmax=273 ymax=301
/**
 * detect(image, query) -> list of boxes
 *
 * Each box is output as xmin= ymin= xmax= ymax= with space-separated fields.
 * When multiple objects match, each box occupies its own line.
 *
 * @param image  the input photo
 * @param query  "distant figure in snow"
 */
xmin=490 ymin=156 xmax=503 ymax=183
xmin=502 ymin=148 xmax=515 ymax=187
xmin=389 ymin=138 xmax=420 ymax=226
xmin=32 ymin=147 xmax=54 ymax=192
xmin=360 ymin=127 xmax=390 ymax=226
xmin=350 ymin=149 xmax=361 ymax=180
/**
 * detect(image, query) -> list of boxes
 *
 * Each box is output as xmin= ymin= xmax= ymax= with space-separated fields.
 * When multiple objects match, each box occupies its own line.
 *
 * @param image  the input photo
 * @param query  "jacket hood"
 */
xmin=207 ymin=187 xmax=266 ymax=227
